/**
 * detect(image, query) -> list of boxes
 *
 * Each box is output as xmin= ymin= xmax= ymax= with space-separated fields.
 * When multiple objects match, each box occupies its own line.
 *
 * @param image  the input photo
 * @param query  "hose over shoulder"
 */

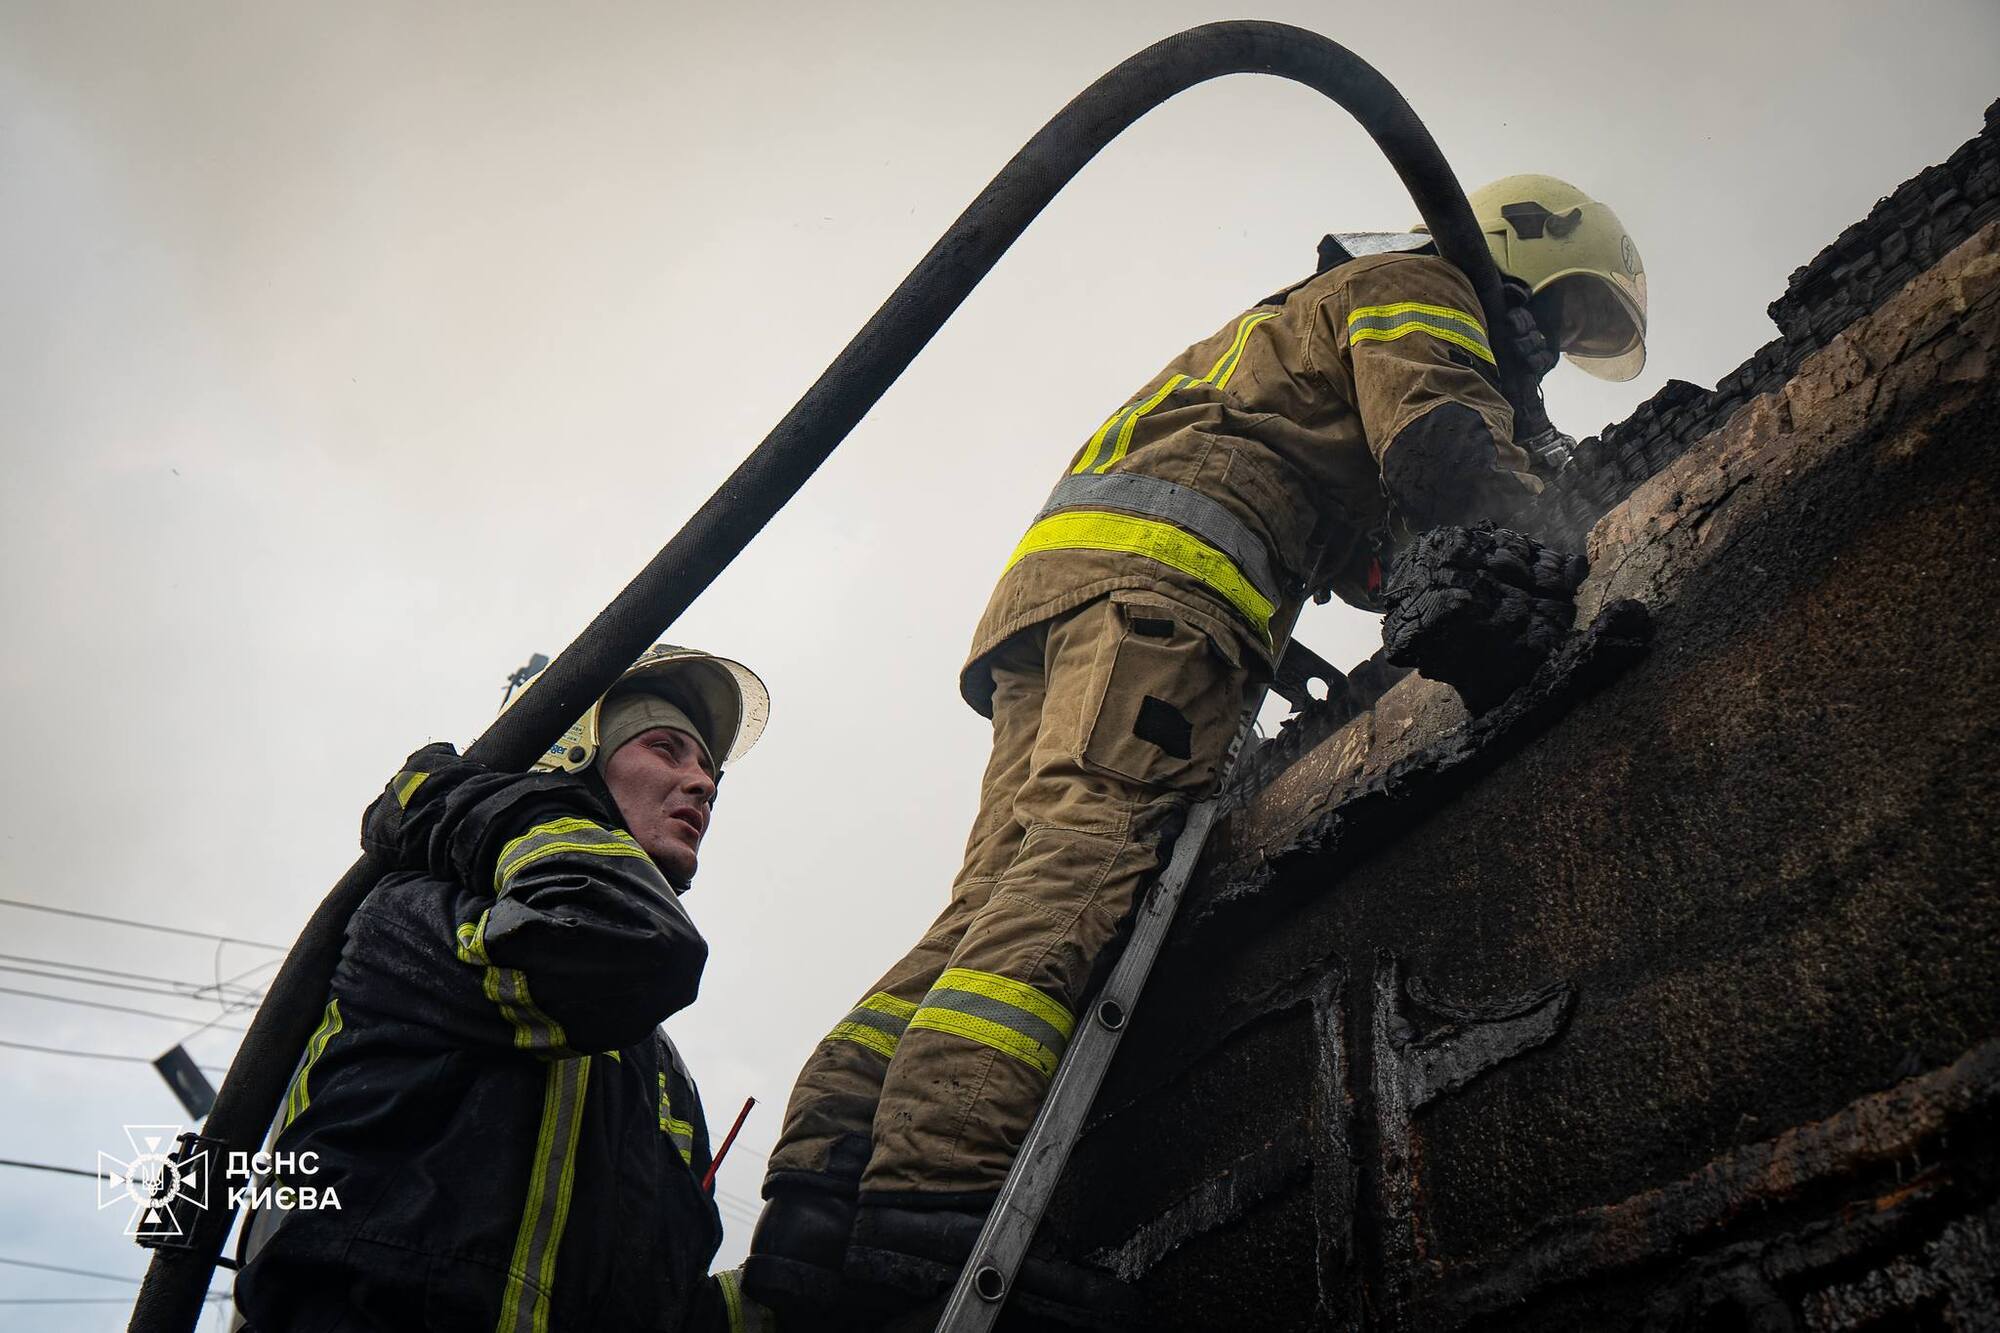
xmin=131 ymin=22 xmax=1511 ymax=1328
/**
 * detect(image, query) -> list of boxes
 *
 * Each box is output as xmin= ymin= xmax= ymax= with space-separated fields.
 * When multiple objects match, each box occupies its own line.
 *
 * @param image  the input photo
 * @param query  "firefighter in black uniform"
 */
xmin=236 ymin=645 xmax=776 ymax=1333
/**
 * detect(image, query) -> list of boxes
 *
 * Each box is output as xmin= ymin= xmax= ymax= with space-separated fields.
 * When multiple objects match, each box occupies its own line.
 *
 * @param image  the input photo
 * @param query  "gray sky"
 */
xmin=2 ymin=1 xmax=1994 ymax=1322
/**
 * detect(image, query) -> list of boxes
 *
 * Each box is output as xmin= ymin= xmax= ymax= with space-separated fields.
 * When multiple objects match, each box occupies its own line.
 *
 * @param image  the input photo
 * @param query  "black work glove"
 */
xmin=1500 ymin=282 xmax=1558 ymax=380
xmin=359 ymin=742 xmax=492 ymax=870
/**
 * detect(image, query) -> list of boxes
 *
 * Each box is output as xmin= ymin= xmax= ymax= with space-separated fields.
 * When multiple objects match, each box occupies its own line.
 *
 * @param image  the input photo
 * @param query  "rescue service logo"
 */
xmin=98 ymin=1125 xmax=340 ymax=1240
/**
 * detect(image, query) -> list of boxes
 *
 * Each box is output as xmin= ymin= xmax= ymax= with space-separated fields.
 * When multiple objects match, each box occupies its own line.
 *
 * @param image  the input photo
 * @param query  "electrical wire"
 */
xmin=0 ymin=961 xmax=263 ymax=1004
xmin=0 ymin=1038 xmax=228 ymax=1074
xmin=0 ymin=1156 xmax=105 ymax=1180
xmin=0 ymin=951 xmax=265 ymax=1001
xmin=0 ymin=984 xmax=250 ymax=1033
xmin=0 ymin=897 xmax=283 ymax=951
xmin=0 ymin=1297 xmax=228 ymax=1305
xmin=0 ymin=1253 xmax=154 ymax=1284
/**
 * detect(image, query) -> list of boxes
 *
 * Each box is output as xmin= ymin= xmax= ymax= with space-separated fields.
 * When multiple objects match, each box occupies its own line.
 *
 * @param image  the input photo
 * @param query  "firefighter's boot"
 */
xmin=742 ymin=1136 xmax=868 ymax=1321
xmin=844 ymin=1200 xmax=1132 ymax=1327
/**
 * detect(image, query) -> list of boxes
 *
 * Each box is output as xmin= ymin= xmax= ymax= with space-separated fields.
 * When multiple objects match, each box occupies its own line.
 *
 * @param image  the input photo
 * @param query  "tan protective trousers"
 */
xmin=767 ymin=590 xmax=1251 ymax=1198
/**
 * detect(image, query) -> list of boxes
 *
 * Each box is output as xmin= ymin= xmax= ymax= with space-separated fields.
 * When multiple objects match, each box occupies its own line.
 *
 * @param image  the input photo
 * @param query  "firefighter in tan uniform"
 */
xmin=747 ymin=175 xmax=1649 ymax=1320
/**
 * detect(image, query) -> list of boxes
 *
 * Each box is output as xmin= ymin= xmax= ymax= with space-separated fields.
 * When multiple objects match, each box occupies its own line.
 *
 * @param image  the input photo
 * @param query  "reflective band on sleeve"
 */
xmin=1071 ymin=311 xmax=1279 ymax=474
xmin=1005 ymin=511 xmax=1275 ymax=646
xmin=1036 ymin=472 xmax=1283 ymax=609
xmin=907 ymin=968 xmax=1075 ymax=1078
xmin=658 ymin=1070 xmax=695 ymax=1165
xmin=717 ymin=1269 xmax=775 ymax=1333
xmin=392 ymin=770 xmax=429 ymax=809
xmin=826 ymin=991 xmax=917 ymax=1060
xmin=457 ymin=911 xmax=574 ymax=1055
xmin=494 ymin=816 xmax=650 ymax=896
xmin=1347 ymin=301 xmax=1494 ymax=364
xmin=497 ymin=1055 xmax=591 ymax=1333
xmin=282 ymin=998 xmax=344 ymax=1128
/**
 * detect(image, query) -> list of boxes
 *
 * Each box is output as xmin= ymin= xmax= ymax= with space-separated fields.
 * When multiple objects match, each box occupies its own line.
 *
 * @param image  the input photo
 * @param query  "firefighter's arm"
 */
xmin=363 ymin=746 xmax=708 ymax=1054
xmin=1321 ymin=255 xmax=1542 ymax=531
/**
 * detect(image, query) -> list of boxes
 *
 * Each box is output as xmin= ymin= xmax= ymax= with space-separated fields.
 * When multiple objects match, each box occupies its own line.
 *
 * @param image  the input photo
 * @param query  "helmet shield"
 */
xmin=1531 ymin=266 xmax=1647 ymax=381
xmin=1466 ymin=175 xmax=1648 ymax=383
xmin=513 ymin=644 xmax=770 ymax=774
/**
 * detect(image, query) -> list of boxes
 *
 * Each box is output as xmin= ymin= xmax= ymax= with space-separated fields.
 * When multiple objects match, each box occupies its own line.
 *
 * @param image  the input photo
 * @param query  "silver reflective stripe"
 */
xmin=840 ymin=1006 xmax=908 ymax=1040
xmin=1037 ymin=472 xmax=1285 ymax=605
xmin=924 ymin=985 xmax=1071 ymax=1059
xmin=498 ymin=1055 xmax=592 ymax=1333
xmin=1328 ymin=230 xmax=1433 ymax=258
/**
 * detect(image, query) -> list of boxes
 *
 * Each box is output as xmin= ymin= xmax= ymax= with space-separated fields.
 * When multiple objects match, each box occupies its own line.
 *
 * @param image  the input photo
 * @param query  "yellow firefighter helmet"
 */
xmin=510 ymin=644 xmax=770 ymax=774
xmin=1465 ymin=174 xmax=1647 ymax=382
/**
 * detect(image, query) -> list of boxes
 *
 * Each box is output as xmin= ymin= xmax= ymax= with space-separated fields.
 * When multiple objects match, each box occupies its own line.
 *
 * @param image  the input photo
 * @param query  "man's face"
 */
xmin=600 ymin=726 xmax=717 ymax=886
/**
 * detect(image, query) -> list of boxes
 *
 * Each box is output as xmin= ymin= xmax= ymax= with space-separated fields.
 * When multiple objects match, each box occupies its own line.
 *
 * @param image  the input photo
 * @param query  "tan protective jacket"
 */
xmin=961 ymin=251 xmax=1537 ymax=715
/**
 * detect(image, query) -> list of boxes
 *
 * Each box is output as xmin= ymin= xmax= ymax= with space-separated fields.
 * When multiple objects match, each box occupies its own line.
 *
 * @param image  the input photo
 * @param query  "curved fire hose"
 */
xmin=130 ymin=21 xmax=1537 ymax=1329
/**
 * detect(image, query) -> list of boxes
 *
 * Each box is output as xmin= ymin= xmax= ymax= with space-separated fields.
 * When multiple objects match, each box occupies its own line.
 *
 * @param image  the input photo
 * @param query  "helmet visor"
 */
xmin=1533 ymin=270 xmax=1647 ymax=382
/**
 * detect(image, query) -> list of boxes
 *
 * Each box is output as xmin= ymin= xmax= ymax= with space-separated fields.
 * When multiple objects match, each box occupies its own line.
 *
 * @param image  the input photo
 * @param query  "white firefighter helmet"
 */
xmin=512 ymin=644 xmax=770 ymax=774
xmin=1463 ymin=174 xmax=1648 ymax=382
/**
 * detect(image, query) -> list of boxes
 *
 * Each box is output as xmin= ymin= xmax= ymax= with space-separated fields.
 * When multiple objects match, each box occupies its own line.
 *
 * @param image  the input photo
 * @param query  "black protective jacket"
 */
xmin=236 ymin=752 xmax=737 ymax=1332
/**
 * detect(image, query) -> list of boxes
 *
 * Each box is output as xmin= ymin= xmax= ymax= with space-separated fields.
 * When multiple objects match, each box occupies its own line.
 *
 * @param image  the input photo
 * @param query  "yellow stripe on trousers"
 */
xmin=825 ymin=990 xmax=917 ymax=1060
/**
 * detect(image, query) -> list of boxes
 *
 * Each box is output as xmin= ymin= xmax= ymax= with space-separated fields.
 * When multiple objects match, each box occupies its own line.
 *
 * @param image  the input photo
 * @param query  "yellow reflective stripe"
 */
xmin=455 ymin=914 xmax=491 ymax=966
xmin=494 ymin=817 xmax=648 ymax=896
xmin=825 ymin=990 xmax=918 ymax=1060
xmin=1194 ymin=310 xmax=1279 ymax=390
xmin=658 ymin=1071 xmax=695 ymax=1164
xmin=497 ymin=1056 xmax=591 ymax=1333
xmin=1070 ymin=311 xmax=1276 ymax=475
xmin=933 ymin=968 xmax=1074 ymax=1039
xmin=827 ymin=1020 xmax=898 ymax=1059
xmin=908 ymin=968 xmax=1075 ymax=1077
xmin=458 ymin=911 xmax=572 ymax=1054
xmin=720 ymin=1268 xmax=746 ymax=1333
xmin=1073 ymin=374 xmax=1185 ymax=476
xmin=1072 ymin=403 xmax=1133 ymax=477
xmin=859 ymin=992 xmax=917 ymax=1020
xmin=1005 ymin=510 xmax=1275 ymax=645
xmin=392 ymin=771 xmax=429 ymax=809
xmin=283 ymin=998 xmax=344 ymax=1128
xmin=1346 ymin=301 xmax=1494 ymax=364
xmin=907 ymin=1007 xmax=1063 ymax=1078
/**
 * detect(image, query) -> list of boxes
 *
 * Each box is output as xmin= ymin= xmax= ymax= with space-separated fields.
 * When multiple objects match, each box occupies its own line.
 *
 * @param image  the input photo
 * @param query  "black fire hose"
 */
xmin=130 ymin=21 xmax=1535 ymax=1329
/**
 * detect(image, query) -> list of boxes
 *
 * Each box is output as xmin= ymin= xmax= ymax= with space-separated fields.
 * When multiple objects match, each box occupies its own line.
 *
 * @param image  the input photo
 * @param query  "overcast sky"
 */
xmin=2 ymin=2 xmax=1995 ymax=1324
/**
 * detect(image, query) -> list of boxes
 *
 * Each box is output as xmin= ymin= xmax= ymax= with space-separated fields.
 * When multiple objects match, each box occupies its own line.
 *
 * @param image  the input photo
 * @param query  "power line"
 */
xmin=0 ymin=1253 xmax=148 ymax=1284
xmin=0 ymin=984 xmax=249 ymax=1033
xmin=0 ymin=961 xmax=263 ymax=1004
xmin=0 ymin=1156 xmax=104 ymax=1180
xmin=0 ymin=897 xmax=284 ymax=952
xmin=0 ymin=1255 xmax=230 ymax=1306
xmin=0 ymin=1292 xmax=231 ymax=1308
xmin=0 ymin=951 xmax=266 ymax=1001
xmin=0 ymin=1038 xmax=228 ymax=1075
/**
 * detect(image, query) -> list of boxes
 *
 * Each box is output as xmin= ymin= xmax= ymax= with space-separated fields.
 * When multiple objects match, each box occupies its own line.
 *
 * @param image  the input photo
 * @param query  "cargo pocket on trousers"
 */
xmin=1080 ymin=593 xmax=1245 ymax=793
